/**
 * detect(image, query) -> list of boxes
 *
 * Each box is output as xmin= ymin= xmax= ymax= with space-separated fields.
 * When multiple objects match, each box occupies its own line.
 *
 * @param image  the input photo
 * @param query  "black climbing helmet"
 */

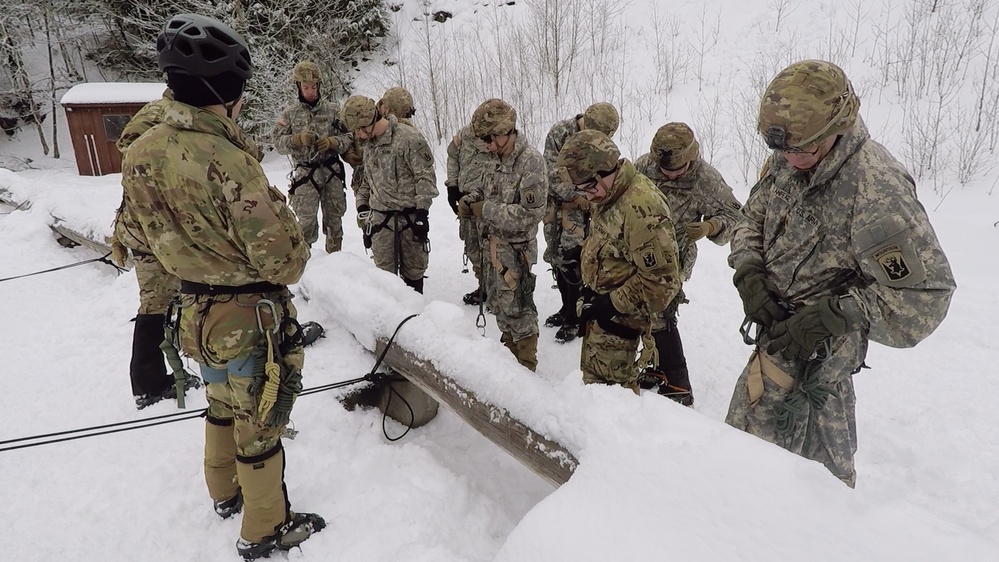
xmin=156 ymin=14 xmax=253 ymax=80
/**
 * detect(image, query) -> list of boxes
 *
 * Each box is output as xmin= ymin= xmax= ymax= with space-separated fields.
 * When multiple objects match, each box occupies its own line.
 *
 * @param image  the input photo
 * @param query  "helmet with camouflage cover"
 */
xmin=758 ymin=59 xmax=860 ymax=151
xmin=380 ymin=87 xmax=415 ymax=118
xmin=471 ymin=98 xmax=517 ymax=137
xmin=291 ymin=60 xmax=322 ymax=83
xmin=341 ymin=95 xmax=378 ymax=131
xmin=556 ymin=129 xmax=621 ymax=185
xmin=651 ymin=122 xmax=699 ymax=170
xmin=583 ymin=102 xmax=620 ymax=137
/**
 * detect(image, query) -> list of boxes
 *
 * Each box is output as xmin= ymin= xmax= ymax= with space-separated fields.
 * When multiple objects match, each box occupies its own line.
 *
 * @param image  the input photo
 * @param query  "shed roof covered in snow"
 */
xmin=60 ymin=83 xmax=166 ymax=106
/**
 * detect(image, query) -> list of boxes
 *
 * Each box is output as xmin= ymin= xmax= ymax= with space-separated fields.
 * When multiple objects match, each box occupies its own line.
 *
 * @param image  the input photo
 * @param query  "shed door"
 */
xmin=94 ymin=105 xmax=143 ymax=175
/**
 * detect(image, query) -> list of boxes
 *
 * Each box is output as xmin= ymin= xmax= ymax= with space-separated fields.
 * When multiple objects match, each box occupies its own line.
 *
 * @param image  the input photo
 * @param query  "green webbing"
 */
xmin=161 ymin=323 xmax=188 ymax=408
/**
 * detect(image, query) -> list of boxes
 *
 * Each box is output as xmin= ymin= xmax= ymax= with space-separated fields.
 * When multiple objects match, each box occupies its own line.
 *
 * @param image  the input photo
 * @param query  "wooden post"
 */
xmin=375 ymin=339 xmax=578 ymax=486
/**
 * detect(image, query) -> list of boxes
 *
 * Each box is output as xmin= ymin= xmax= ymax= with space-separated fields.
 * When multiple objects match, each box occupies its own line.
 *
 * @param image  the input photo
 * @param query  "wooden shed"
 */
xmin=60 ymin=83 xmax=166 ymax=176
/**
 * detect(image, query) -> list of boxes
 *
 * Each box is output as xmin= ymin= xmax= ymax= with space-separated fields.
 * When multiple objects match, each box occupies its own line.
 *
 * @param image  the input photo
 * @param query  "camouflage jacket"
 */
xmin=634 ymin=155 xmax=742 ymax=280
xmin=356 ymin=115 xmax=438 ymax=211
xmin=119 ymin=100 xmax=309 ymax=287
xmin=445 ymin=125 xmax=493 ymax=197
xmin=543 ymin=116 xmax=583 ymax=202
xmin=582 ymin=159 xmax=682 ymax=330
xmin=271 ymin=98 xmax=351 ymax=165
xmin=730 ymin=117 xmax=955 ymax=378
xmin=477 ymin=134 xmax=547 ymax=248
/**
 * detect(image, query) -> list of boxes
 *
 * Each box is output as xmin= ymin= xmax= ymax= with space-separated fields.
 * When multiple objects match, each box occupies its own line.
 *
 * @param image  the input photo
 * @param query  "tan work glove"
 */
xmin=685 ymin=219 xmax=720 ymax=241
xmin=457 ymin=196 xmax=475 ymax=219
xmin=290 ymin=131 xmax=317 ymax=148
xmin=315 ymin=136 xmax=338 ymax=153
xmin=109 ymin=235 xmax=128 ymax=267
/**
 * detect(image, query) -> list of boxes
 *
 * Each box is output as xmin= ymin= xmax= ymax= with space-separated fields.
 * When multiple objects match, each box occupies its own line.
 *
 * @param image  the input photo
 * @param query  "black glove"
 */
xmin=733 ymin=259 xmax=790 ymax=328
xmin=765 ymin=296 xmax=851 ymax=360
xmin=579 ymin=290 xmax=619 ymax=324
xmin=446 ymin=184 xmax=462 ymax=215
xmin=362 ymin=232 xmax=372 ymax=249
xmin=408 ymin=208 xmax=430 ymax=241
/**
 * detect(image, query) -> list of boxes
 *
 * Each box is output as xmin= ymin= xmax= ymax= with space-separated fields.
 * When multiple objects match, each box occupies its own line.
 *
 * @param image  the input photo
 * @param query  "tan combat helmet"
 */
xmin=651 ymin=122 xmax=699 ymax=170
xmin=291 ymin=60 xmax=322 ymax=84
xmin=556 ymin=129 xmax=621 ymax=185
xmin=380 ymin=87 xmax=415 ymax=118
xmin=471 ymin=98 xmax=517 ymax=138
xmin=582 ymin=102 xmax=620 ymax=138
xmin=758 ymin=59 xmax=860 ymax=151
xmin=341 ymin=95 xmax=378 ymax=131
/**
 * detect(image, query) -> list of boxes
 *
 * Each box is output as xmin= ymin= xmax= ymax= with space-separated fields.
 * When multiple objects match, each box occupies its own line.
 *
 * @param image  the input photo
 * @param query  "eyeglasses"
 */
xmin=477 ymin=130 xmax=513 ymax=144
xmin=574 ymin=178 xmax=601 ymax=194
xmin=781 ymin=144 xmax=821 ymax=156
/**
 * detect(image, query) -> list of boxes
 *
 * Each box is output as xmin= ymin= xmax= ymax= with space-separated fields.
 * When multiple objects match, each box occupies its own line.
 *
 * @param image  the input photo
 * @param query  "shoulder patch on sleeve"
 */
xmin=855 ymin=215 xmax=927 ymax=288
xmin=520 ymin=177 xmax=545 ymax=209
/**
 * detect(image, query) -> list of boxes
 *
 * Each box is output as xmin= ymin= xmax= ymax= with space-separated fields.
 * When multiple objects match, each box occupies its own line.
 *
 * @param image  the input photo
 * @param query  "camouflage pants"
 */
xmin=542 ymin=204 xmax=587 ymax=265
xmin=289 ymin=175 xmax=346 ymax=244
xmin=369 ymin=211 xmax=429 ymax=282
xmin=133 ymin=253 xmax=179 ymax=315
xmin=486 ymin=239 xmax=538 ymax=341
xmin=580 ymin=320 xmax=640 ymax=389
xmin=201 ymin=348 xmax=287 ymax=455
xmin=725 ymin=351 xmax=859 ymax=487
xmin=459 ymin=216 xmax=484 ymax=282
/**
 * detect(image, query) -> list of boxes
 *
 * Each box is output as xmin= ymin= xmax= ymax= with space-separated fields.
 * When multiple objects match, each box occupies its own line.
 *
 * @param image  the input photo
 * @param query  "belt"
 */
xmin=180 ymin=280 xmax=285 ymax=296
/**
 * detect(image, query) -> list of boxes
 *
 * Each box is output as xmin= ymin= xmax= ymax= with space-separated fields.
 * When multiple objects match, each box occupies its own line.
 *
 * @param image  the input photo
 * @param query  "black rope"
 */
xmin=1 ymin=313 xmax=423 ymax=453
xmin=0 ymin=251 xmax=125 ymax=283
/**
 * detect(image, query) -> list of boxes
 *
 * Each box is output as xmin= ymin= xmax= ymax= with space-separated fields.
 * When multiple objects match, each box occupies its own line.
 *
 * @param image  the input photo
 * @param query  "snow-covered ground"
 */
xmin=2 ymin=0 xmax=999 ymax=560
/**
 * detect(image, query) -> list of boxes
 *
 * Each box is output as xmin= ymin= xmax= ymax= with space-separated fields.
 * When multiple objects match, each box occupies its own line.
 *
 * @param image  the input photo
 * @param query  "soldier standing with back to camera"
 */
xmin=633 ymin=122 xmax=742 ymax=405
xmin=727 ymin=60 xmax=955 ymax=486
xmin=458 ymin=99 xmax=546 ymax=371
xmin=272 ymin=60 xmax=352 ymax=253
xmin=542 ymin=102 xmax=620 ymax=343
xmin=556 ymin=130 xmax=682 ymax=391
xmin=341 ymin=95 xmax=437 ymax=293
xmin=120 ymin=14 xmax=324 ymax=558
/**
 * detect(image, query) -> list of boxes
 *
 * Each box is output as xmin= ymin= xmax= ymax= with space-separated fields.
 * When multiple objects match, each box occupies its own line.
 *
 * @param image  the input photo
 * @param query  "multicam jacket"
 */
xmin=634 ymin=155 xmax=742 ymax=280
xmin=582 ymin=160 xmax=682 ymax=331
xmin=356 ymin=115 xmax=438 ymax=212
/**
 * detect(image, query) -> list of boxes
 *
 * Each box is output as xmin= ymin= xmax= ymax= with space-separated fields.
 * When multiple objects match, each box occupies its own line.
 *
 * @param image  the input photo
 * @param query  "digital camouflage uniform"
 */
xmin=634 ymin=124 xmax=742 ymax=403
xmin=445 ymin=125 xmax=494 ymax=293
xmin=272 ymin=93 xmax=351 ymax=250
xmin=119 ymin=99 xmax=311 ymax=543
xmin=557 ymin=131 xmax=681 ymax=389
xmin=464 ymin=99 xmax=547 ymax=370
xmin=727 ymin=60 xmax=955 ymax=487
xmin=541 ymin=103 xmax=619 ymax=341
xmin=355 ymin=114 xmax=437 ymax=286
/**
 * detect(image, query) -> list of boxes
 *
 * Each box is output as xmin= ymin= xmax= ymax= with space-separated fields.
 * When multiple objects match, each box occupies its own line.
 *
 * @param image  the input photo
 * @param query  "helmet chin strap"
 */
xmin=199 ymin=76 xmax=243 ymax=119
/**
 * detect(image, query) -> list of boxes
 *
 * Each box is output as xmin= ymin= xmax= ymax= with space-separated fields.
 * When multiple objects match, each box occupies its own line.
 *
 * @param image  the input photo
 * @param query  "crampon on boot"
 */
xmin=658 ymin=383 xmax=694 ymax=407
xmin=544 ymin=311 xmax=566 ymax=328
xmin=636 ymin=368 xmax=668 ymax=391
xmin=299 ymin=321 xmax=325 ymax=347
xmin=554 ymin=323 xmax=578 ymax=343
xmin=134 ymin=371 xmax=203 ymax=410
xmin=214 ymin=489 xmax=243 ymax=520
xmin=462 ymin=289 xmax=485 ymax=306
xmin=236 ymin=512 xmax=327 ymax=560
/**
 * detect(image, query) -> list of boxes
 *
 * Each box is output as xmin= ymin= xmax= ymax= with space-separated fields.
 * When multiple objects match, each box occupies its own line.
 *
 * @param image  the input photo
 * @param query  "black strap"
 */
xmin=290 ymin=154 xmax=345 ymax=194
xmin=596 ymin=317 xmax=642 ymax=340
xmin=180 ymin=280 xmax=285 ymax=296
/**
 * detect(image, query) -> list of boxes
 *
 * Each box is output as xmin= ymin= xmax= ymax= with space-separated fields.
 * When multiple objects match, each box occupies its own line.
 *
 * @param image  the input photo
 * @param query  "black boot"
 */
xmin=130 ymin=314 xmax=172 ymax=404
xmin=652 ymin=323 xmax=694 ymax=406
xmin=462 ymin=288 xmax=485 ymax=305
xmin=404 ymin=277 xmax=424 ymax=294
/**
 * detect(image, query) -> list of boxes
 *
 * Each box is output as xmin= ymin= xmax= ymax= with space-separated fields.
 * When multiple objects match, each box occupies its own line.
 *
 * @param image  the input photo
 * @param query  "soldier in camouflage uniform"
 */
xmin=542 ymin=102 xmax=620 ymax=343
xmin=458 ymin=99 xmax=546 ymax=370
xmin=727 ymin=60 xmax=956 ymax=487
xmin=634 ymin=122 xmax=742 ymax=405
xmin=119 ymin=14 xmax=324 ymax=559
xmin=378 ymin=86 xmax=417 ymax=127
xmin=272 ymin=60 xmax=352 ymax=254
xmin=111 ymin=89 xmax=185 ymax=409
xmin=556 ymin=130 xmax=682 ymax=390
xmin=341 ymin=95 xmax=437 ymax=293
xmin=445 ymin=124 xmax=494 ymax=305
